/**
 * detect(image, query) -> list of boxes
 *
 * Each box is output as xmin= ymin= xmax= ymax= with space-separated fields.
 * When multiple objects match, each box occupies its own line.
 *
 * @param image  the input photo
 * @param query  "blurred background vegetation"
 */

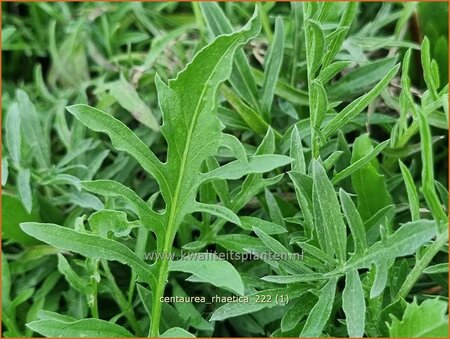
xmin=2 ymin=1 xmax=448 ymax=213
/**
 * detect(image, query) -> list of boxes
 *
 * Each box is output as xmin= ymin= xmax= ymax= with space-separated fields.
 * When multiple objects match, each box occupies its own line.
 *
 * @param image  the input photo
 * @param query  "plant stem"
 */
xmin=101 ymin=260 xmax=143 ymax=336
xmin=290 ymin=2 xmax=301 ymax=86
xmin=150 ymin=207 xmax=179 ymax=337
xmin=396 ymin=230 xmax=448 ymax=300
xmin=2 ymin=310 xmax=23 ymax=337
xmin=128 ymin=227 xmax=149 ymax=304
xmin=90 ymin=259 xmax=99 ymax=319
xmin=90 ymin=279 xmax=99 ymax=318
xmin=149 ymin=265 xmax=167 ymax=337
xmin=303 ymin=11 xmax=319 ymax=159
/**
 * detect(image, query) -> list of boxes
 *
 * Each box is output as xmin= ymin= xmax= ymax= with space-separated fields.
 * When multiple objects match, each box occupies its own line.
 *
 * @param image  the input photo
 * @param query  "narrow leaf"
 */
xmin=322 ymin=26 xmax=349 ymax=69
xmin=20 ymin=223 xmax=155 ymax=286
xmin=318 ymin=61 xmax=352 ymax=84
xmin=17 ymin=168 xmax=32 ymax=213
xmin=312 ymin=160 xmax=347 ymax=262
xmin=240 ymin=216 xmax=287 ymax=235
xmin=26 ymin=319 xmax=133 ymax=337
xmin=339 ymin=189 xmax=367 ymax=255
xmin=327 ymin=57 xmax=397 ymax=100
xmin=323 ymin=64 xmax=400 ymax=137
xmin=16 ymin=89 xmax=50 ymax=168
xmin=66 ymin=105 xmax=165 ymax=191
xmin=5 ymin=103 xmax=21 ymax=165
xmin=57 ymin=254 xmax=92 ymax=295
xmin=300 ymin=278 xmax=338 ymax=337
xmin=2 ymin=158 xmax=8 ymax=186
xmin=221 ymin=133 xmax=248 ymax=163
xmin=200 ymin=2 xmax=261 ymax=112
xmin=261 ymin=16 xmax=284 ymax=121
xmin=169 ymin=253 xmax=244 ymax=295
xmin=203 ymin=155 xmax=292 ymax=182
xmin=108 ymin=75 xmax=159 ymax=131
xmin=281 ymin=298 xmax=317 ymax=332
xmin=191 ymin=202 xmax=240 ymax=226
xmin=342 ymin=269 xmax=365 ymax=337
xmin=221 ymin=84 xmax=269 ymax=135
xmin=262 ymin=274 xmax=330 ymax=284
xmin=332 ymin=140 xmax=389 ymax=184
xmin=310 ymin=80 xmax=328 ymax=129
xmin=304 ymin=19 xmax=325 ymax=77
xmin=399 ymin=161 xmax=421 ymax=221
xmin=210 ymin=288 xmax=307 ymax=321
xmin=290 ymin=126 xmax=306 ymax=173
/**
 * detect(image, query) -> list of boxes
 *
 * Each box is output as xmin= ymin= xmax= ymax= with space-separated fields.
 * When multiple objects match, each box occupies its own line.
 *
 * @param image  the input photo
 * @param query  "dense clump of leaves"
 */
xmin=2 ymin=2 xmax=448 ymax=338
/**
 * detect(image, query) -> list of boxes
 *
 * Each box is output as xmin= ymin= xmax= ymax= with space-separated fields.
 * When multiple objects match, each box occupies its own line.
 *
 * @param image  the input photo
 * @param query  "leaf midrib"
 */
xmin=151 ymin=33 xmax=242 ymax=336
xmin=346 ymin=225 xmax=434 ymax=269
xmin=165 ymin=33 xmax=242 ymax=242
xmin=314 ymin=178 xmax=345 ymax=262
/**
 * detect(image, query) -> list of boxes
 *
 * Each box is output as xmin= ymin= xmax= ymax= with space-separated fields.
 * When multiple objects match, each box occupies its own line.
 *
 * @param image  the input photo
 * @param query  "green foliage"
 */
xmin=351 ymin=134 xmax=392 ymax=221
xmin=2 ymin=2 xmax=448 ymax=338
xmin=27 ymin=319 xmax=134 ymax=337
xmin=388 ymin=298 xmax=448 ymax=337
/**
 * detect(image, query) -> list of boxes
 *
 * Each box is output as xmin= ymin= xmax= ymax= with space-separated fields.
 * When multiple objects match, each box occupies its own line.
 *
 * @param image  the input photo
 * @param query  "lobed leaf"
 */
xmin=388 ymin=298 xmax=448 ymax=337
xmin=82 ymin=180 xmax=164 ymax=233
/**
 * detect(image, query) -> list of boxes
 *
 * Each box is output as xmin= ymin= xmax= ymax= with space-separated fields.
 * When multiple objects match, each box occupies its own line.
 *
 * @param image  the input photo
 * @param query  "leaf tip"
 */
xmin=20 ymin=222 xmax=36 ymax=234
xmin=66 ymin=104 xmax=88 ymax=117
